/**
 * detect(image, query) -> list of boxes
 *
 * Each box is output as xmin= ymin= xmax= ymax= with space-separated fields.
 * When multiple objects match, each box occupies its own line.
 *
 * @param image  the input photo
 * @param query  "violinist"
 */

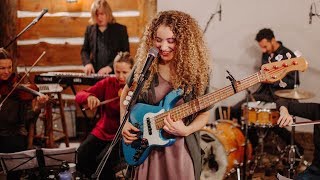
xmin=0 ymin=48 xmax=48 ymax=179
xmin=75 ymin=51 xmax=134 ymax=179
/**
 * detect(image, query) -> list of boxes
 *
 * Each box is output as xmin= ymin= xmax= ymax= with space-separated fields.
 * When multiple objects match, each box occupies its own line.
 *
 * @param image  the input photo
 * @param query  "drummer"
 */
xmin=229 ymin=28 xmax=303 ymax=153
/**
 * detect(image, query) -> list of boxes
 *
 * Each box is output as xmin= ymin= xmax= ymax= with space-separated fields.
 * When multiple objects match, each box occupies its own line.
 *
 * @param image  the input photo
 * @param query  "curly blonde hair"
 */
xmin=134 ymin=10 xmax=211 ymax=96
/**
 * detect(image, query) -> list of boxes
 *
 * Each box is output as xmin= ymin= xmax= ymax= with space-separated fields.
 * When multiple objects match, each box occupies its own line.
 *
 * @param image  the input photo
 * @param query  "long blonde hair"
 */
xmin=134 ymin=10 xmax=211 ymax=96
xmin=89 ymin=0 xmax=116 ymax=24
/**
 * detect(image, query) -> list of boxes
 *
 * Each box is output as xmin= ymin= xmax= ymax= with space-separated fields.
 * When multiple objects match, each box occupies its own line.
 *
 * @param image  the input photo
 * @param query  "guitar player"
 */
xmin=120 ymin=11 xmax=213 ymax=180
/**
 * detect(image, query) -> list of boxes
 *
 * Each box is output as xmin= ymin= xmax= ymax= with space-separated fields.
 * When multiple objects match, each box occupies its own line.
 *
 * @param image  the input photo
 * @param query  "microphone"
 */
xmin=140 ymin=47 xmax=159 ymax=77
xmin=33 ymin=8 xmax=48 ymax=23
xmin=219 ymin=4 xmax=222 ymax=21
xmin=123 ymin=48 xmax=158 ymax=106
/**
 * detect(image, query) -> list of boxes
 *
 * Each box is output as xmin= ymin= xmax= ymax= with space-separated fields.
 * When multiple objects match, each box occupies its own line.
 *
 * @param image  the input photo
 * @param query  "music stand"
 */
xmin=0 ymin=147 xmax=76 ymax=178
xmin=42 ymin=147 xmax=77 ymax=167
xmin=0 ymin=149 xmax=38 ymax=174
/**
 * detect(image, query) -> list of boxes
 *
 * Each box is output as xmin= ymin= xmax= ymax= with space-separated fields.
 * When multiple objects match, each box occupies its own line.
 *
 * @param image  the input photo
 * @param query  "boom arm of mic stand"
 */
xmin=91 ymin=70 xmax=151 ymax=179
xmin=4 ymin=20 xmax=37 ymax=49
xmin=203 ymin=12 xmax=217 ymax=34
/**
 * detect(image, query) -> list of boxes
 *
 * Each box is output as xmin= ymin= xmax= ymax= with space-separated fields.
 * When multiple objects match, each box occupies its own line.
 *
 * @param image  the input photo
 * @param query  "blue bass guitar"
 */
xmin=122 ymin=57 xmax=307 ymax=166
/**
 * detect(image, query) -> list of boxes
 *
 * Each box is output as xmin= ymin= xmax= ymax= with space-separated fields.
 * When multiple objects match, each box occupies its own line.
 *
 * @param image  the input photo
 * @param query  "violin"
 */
xmin=0 ymin=73 xmax=42 ymax=101
xmin=0 ymin=47 xmax=46 ymax=110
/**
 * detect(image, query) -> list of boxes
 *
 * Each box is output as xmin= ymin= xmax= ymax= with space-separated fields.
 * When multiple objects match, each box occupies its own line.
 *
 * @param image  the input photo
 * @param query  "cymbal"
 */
xmin=275 ymin=88 xmax=315 ymax=100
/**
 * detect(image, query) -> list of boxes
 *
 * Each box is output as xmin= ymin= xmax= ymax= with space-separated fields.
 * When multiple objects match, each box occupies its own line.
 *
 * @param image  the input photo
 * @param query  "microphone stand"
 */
xmin=203 ymin=3 xmax=221 ymax=34
xmin=242 ymin=91 xmax=249 ymax=180
xmin=4 ymin=16 xmax=41 ymax=49
xmin=91 ymin=70 xmax=152 ymax=180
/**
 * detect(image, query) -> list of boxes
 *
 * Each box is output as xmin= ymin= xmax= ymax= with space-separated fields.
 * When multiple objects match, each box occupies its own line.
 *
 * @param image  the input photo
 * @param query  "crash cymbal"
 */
xmin=275 ymin=88 xmax=315 ymax=100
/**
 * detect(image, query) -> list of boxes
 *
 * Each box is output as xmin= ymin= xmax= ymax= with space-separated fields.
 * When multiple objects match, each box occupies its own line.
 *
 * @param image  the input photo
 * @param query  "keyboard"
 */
xmin=34 ymin=72 xmax=110 ymax=86
xmin=36 ymin=84 xmax=64 ymax=93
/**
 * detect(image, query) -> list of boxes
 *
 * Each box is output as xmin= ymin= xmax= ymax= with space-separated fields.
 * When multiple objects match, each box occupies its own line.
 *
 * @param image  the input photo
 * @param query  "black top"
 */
xmin=0 ymin=76 xmax=38 ymax=136
xmin=254 ymin=41 xmax=300 ymax=100
xmin=81 ymin=23 xmax=130 ymax=73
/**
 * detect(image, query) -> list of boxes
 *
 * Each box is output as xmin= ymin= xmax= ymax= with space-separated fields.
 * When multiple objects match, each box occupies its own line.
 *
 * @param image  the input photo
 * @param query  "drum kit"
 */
xmin=200 ymin=87 xmax=317 ymax=180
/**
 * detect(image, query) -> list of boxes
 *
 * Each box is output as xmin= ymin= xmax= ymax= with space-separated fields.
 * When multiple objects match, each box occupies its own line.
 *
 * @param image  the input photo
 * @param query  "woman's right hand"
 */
xmin=87 ymin=95 xmax=100 ymax=110
xmin=122 ymin=121 xmax=140 ymax=144
xmin=84 ymin=64 xmax=95 ymax=75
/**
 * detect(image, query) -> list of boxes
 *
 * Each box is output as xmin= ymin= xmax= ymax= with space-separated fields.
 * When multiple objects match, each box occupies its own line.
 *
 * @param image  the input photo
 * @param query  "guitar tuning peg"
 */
xmin=275 ymin=54 xmax=283 ymax=61
xmin=125 ymin=95 xmax=132 ymax=101
xmin=285 ymin=52 xmax=292 ymax=59
xmin=294 ymin=50 xmax=302 ymax=57
xmin=128 ymin=91 xmax=133 ymax=96
xmin=279 ymin=79 xmax=287 ymax=88
xmin=123 ymin=100 xmax=129 ymax=106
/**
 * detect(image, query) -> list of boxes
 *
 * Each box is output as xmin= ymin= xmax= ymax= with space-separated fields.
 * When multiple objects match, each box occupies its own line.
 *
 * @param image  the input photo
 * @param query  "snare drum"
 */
xmin=200 ymin=120 xmax=252 ymax=180
xmin=242 ymin=101 xmax=280 ymax=127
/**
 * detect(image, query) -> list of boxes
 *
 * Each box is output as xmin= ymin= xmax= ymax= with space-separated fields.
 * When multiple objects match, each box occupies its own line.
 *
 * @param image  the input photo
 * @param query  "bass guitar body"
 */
xmin=122 ymin=89 xmax=183 ymax=166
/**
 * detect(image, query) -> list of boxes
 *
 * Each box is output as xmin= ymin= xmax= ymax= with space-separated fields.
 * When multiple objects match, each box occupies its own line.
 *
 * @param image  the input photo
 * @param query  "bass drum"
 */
xmin=200 ymin=120 xmax=252 ymax=180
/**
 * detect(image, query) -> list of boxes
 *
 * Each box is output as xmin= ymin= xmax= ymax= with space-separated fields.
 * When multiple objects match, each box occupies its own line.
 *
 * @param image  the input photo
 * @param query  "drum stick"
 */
xmin=290 ymin=120 xmax=320 ymax=127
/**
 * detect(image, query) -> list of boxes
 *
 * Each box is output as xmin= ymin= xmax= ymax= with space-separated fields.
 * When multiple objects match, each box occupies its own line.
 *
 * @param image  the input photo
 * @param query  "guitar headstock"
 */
xmin=260 ymin=57 xmax=308 ymax=83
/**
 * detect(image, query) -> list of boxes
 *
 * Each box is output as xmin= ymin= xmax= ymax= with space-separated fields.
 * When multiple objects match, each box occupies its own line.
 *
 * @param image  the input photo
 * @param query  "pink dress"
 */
xmin=134 ymin=74 xmax=195 ymax=180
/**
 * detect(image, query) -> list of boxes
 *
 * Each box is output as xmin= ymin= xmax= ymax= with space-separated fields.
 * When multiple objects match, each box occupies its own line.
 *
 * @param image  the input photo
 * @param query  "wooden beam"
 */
xmin=18 ymin=0 xmax=139 ymax=12
xmin=17 ymin=42 xmax=139 ymax=66
xmin=17 ymin=16 xmax=140 ymax=39
xmin=0 ymin=0 xmax=17 ymax=60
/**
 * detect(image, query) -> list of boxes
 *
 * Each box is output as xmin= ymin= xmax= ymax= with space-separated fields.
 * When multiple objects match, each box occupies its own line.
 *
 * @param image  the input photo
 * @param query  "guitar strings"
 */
xmin=152 ymin=60 xmax=299 ymax=129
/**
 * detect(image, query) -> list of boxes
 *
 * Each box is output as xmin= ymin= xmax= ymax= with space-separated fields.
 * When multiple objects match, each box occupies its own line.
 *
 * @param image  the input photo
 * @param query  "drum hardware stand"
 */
xmin=226 ymin=70 xmax=249 ymax=180
xmin=280 ymin=116 xmax=303 ymax=179
xmin=248 ymin=127 xmax=270 ymax=178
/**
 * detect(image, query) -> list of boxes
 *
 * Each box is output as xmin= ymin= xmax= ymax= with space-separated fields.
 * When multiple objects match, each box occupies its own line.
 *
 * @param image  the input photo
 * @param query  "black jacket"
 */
xmin=81 ymin=23 xmax=130 ymax=72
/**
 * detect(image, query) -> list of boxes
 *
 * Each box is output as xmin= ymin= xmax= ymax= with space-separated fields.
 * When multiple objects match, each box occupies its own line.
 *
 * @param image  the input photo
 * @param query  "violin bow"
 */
xmin=82 ymin=96 xmax=120 ymax=111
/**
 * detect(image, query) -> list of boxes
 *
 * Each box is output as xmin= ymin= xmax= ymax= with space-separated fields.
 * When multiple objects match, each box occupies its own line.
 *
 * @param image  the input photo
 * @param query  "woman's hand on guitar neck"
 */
xmin=122 ymin=121 xmax=140 ymax=144
xmin=163 ymin=113 xmax=190 ymax=137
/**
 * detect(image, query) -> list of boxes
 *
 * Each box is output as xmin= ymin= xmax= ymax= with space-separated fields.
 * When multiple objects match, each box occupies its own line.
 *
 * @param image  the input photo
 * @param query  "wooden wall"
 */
xmin=13 ymin=0 xmax=157 ymax=117
xmin=16 ymin=0 xmax=157 ymax=70
xmin=0 ymin=0 xmax=17 ymax=61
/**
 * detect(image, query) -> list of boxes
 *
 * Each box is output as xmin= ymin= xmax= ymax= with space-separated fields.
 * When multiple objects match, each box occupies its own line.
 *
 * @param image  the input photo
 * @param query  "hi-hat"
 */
xmin=275 ymin=88 xmax=315 ymax=100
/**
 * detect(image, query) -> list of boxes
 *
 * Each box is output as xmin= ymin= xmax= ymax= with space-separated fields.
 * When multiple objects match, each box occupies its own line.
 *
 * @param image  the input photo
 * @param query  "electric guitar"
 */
xmin=122 ymin=57 xmax=308 ymax=166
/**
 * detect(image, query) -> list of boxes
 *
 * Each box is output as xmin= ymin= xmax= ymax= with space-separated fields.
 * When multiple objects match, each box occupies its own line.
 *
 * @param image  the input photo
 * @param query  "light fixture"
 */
xmin=66 ymin=0 xmax=77 ymax=3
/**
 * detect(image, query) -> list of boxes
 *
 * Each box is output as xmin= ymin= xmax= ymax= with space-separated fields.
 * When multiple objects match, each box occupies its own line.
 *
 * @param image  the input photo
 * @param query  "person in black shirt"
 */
xmin=276 ymin=100 xmax=320 ymax=180
xmin=230 ymin=28 xmax=302 ymax=153
xmin=0 ymin=48 xmax=48 ymax=179
xmin=81 ymin=0 xmax=129 ymax=75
